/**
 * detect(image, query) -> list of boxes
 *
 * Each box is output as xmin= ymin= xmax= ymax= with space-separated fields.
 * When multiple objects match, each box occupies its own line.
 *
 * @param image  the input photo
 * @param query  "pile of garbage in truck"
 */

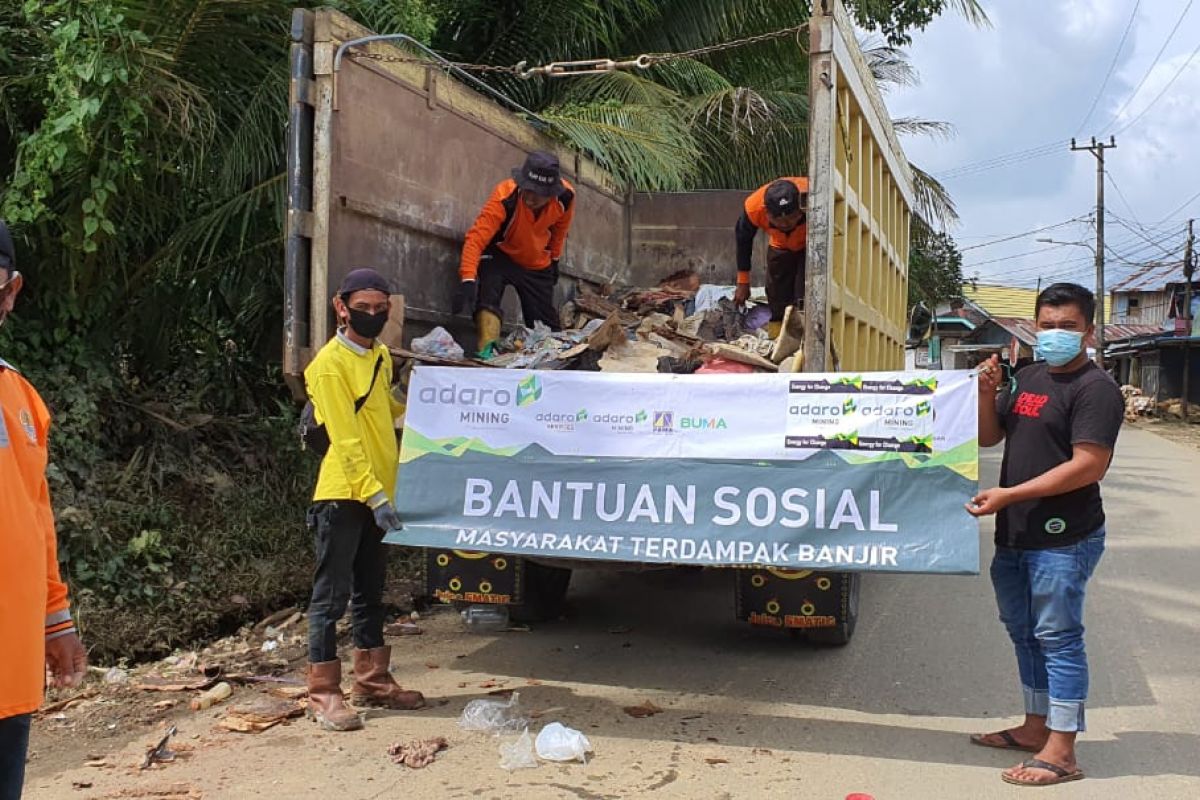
xmin=409 ymin=270 xmax=806 ymax=376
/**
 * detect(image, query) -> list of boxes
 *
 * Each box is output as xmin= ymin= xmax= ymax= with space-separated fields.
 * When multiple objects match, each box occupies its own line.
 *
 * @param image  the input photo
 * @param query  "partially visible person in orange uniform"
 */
xmin=0 ymin=219 xmax=87 ymax=800
xmin=733 ymin=177 xmax=809 ymax=337
xmin=454 ymin=151 xmax=576 ymax=355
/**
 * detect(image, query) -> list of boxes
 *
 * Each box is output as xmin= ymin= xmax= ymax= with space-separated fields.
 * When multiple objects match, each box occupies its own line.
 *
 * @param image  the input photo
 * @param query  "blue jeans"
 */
xmin=0 ymin=713 xmax=31 ymax=800
xmin=990 ymin=528 xmax=1105 ymax=733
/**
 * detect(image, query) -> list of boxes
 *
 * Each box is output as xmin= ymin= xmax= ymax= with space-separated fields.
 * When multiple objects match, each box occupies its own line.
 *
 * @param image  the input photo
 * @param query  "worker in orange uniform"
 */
xmin=733 ymin=177 xmax=809 ymax=338
xmin=0 ymin=220 xmax=88 ymax=800
xmin=454 ymin=151 xmax=576 ymax=355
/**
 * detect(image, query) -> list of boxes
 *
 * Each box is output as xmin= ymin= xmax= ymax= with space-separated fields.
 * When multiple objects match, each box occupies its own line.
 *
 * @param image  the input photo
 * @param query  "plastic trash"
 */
xmin=189 ymin=681 xmax=233 ymax=711
xmin=103 ymin=666 xmax=129 ymax=685
xmin=411 ymin=326 xmax=465 ymax=361
xmin=458 ymin=691 xmax=528 ymax=733
xmin=498 ymin=728 xmax=539 ymax=771
xmin=535 ymin=722 xmax=593 ymax=763
xmin=461 ymin=604 xmax=509 ymax=633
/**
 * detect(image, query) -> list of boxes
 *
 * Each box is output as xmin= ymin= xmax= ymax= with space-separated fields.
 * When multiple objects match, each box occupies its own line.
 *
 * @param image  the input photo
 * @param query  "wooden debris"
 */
xmin=622 ymin=700 xmax=664 ymax=718
xmin=218 ymin=696 xmax=304 ymax=733
xmin=387 ymin=736 xmax=448 ymax=769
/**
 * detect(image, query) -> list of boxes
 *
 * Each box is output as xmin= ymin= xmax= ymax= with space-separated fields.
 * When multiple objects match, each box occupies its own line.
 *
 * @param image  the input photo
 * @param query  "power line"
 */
xmin=1110 ymin=39 xmax=1200 ymax=136
xmin=1076 ymin=0 xmax=1143 ymax=135
xmin=1100 ymin=0 xmax=1195 ymax=135
xmin=934 ymin=142 xmax=1066 ymax=180
xmin=958 ymin=216 xmax=1090 ymax=252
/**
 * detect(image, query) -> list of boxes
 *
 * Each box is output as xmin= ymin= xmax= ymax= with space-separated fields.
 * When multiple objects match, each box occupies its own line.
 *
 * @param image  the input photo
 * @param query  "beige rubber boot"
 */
xmin=770 ymin=305 xmax=804 ymax=364
xmin=476 ymin=309 xmax=502 ymax=356
xmin=306 ymin=660 xmax=363 ymax=731
xmin=351 ymin=647 xmax=426 ymax=710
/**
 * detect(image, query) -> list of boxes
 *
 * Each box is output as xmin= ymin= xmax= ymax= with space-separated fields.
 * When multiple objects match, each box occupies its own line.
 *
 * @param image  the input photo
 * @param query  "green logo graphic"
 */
xmin=1044 ymin=518 xmax=1067 ymax=535
xmin=915 ymin=400 xmax=932 ymax=417
xmin=576 ymin=408 xmax=588 ymax=421
xmin=832 ymin=375 xmax=864 ymax=390
xmin=905 ymin=376 xmax=939 ymax=392
xmin=635 ymin=409 xmax=648 ymax=423
xmin=831 ymin=431 xmax=860 ymax=446
xmin=517 ymin=375 xmax=543 ymax=406
xmin=842 ymin=398 xmax=858 ymax=414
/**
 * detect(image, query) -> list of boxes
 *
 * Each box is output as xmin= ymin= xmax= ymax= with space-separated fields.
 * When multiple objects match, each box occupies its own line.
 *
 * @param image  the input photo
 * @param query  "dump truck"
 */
xmin=283 ymin=0 xmax=915 ymax=644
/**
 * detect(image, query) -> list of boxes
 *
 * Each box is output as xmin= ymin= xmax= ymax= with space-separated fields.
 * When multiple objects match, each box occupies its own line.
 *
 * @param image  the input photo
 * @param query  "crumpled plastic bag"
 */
xmin=535 ymin=722 xmax=593 ymax=763
xmin=411 ymin=326 xmax=465 ymax=360
xmin=498 ymin=728 xmax=539 ymax=770
xmin=458 ymin=691 xmax=528 ymax=733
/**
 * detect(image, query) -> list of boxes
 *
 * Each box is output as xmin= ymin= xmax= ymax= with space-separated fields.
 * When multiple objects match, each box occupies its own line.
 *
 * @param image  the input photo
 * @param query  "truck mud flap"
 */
xmin=734 ymin=568 xmax=856 ymax=633
xmin=424 ymin=549 xmax=524 ymax=606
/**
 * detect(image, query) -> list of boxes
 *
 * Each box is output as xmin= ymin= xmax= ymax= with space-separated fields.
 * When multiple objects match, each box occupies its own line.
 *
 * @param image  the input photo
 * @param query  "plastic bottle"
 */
xmin=189 ymin=681 xmax=232 ymax=711
xmin=461 ymin=604 xmax=509 ymax=633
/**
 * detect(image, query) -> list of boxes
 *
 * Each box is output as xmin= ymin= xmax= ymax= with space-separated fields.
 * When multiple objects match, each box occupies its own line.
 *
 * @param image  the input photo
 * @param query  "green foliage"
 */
xmin=0 ymin=0 xmax=437 ymax=661
xmin=428 ymin=0 xmax=980 ymax=225
xmin=909 ymin=228 xmax=965 ymax=310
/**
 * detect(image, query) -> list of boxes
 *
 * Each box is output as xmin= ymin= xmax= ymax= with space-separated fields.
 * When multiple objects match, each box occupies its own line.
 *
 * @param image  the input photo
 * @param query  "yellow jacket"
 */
xmin=305 ymin=333 xmax=402 ymax=506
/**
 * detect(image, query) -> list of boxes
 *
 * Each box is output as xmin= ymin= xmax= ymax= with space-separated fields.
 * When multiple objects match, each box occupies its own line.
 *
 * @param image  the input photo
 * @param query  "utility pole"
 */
xmin=1072 ymin=137 xmax=1117 ymax=367
xmin=1184 ymin=219 xmax=1195 ymax=418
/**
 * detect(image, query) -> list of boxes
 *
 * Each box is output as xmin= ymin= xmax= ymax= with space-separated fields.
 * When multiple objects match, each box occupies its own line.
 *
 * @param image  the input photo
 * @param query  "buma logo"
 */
xmin=680 ymin=416 xmax=728 ymax=431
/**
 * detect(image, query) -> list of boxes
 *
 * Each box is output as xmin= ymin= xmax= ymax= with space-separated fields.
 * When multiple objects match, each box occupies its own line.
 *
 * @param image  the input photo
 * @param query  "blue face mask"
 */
xmin=1035 ymin=329 xmax=1084 ymax=366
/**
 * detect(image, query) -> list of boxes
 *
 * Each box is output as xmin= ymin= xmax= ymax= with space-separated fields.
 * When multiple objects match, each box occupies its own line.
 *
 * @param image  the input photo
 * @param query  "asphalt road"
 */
xmin=26 ymin=425 xmax=1200 ymax=799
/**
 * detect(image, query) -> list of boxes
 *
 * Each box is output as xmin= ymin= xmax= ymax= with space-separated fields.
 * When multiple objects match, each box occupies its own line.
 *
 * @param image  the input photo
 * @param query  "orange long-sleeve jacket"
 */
xmin=0 ymin=358 xmax=73 ymax=719
xmin=459 ymin=178 xmax=576 ymax=281
xmin=736 ymin=177 xmax=809 ymax=274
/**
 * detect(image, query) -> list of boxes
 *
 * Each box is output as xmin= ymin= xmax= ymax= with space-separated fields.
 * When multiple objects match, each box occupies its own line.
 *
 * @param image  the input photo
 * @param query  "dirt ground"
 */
xmin=1132 ymin=417 xmax=1200 ymax=451
xmin=22 ymin=428 xmax=1200 ymax=800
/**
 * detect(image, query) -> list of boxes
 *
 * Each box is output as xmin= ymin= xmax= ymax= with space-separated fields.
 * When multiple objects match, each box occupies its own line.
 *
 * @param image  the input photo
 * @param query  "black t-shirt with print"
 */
xmin=996 ymin=360 xmax=1123 ymax=549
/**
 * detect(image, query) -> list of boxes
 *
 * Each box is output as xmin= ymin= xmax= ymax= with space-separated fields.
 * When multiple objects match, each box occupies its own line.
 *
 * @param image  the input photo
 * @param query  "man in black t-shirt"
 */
xmin=966 ymin=282 xmax=1123 ymax=788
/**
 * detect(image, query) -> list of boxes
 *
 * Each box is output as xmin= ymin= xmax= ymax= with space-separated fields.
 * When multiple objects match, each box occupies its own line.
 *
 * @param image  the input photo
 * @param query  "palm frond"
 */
xmin=892 ymin=117 xmax=954 ymax=140
xmin=860 ymin=39 xmax=917 ymax=88
xmin=910 ymin=163 xmax=959 ymax=230
xmin=541 ymin=103 xmax=699 ymax=191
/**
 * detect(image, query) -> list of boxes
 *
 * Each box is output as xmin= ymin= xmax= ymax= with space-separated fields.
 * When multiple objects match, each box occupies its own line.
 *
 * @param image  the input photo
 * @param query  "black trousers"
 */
xmin=476 ymin=248 xmax=561 ymax=331
xmin=0 ymin=713 xmax=30 ymax=800
xmin=306 ymin=501 xmax=387 ymax=663
xmin=766 ymin=246 xmax=806 ymax=322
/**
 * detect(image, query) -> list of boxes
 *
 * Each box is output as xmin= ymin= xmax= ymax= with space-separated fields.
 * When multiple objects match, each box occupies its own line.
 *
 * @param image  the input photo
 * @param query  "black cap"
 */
xmin=338 ymin=268 xmax=391 ymax=298
xmin=764 ymin=180 xmax=803 ymax=217
xmin=0 ymin=220 xmax=14 ymax=275
xmin=512 ymin=151 xmax=564 ymax=196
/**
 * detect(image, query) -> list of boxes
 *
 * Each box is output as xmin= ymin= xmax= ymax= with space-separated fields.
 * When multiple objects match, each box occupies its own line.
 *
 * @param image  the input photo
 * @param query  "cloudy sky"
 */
xmin=888 ymin=0 xmax=1200 ymax=289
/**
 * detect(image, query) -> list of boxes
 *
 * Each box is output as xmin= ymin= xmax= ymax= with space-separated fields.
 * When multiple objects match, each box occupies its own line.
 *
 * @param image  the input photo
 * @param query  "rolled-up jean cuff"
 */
xmin=1022 ymin=685 xmax=1050 ymax=716
xmin=1048 ymin=698 xmax=1086 ymax=732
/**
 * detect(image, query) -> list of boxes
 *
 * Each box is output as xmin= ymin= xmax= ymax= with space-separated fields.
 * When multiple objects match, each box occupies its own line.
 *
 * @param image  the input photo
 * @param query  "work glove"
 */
xmin=452 ymin=279 xmax=477 ymax=315
xmin=368 ymin=492 xmax=404 ymax=531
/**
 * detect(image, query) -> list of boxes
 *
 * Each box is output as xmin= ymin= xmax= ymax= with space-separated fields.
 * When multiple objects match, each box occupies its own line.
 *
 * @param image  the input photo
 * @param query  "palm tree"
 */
xmin=429 ymin=0 xmax=987 ymax=227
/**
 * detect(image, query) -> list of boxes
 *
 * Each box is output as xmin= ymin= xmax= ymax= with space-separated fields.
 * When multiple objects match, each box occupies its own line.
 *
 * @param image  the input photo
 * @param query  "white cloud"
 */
xmin=888 ymin=0 xmax=1200 ymax=288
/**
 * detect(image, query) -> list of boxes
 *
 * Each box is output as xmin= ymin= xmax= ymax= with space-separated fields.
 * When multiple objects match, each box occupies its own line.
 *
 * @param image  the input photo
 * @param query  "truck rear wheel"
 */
xmin=801 ymin=573 xmax=861 ymax=646
xmin=509 ymin=561 xmax=572 ymax=623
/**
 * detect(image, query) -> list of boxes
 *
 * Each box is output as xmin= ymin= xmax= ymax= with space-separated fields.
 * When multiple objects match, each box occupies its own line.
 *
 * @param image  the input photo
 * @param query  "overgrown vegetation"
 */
xmin=0 ymin=0 xmax=979 ymax=661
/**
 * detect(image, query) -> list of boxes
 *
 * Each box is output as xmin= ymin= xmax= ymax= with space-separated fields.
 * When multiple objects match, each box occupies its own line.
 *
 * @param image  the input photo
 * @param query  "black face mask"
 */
xmin=346 ymin=307 xmax=387 ymax=339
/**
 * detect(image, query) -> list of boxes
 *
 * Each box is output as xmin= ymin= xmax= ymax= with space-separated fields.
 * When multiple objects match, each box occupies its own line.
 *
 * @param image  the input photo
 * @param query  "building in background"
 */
xmin=1107 ymin=261 xmax=1200 ymax=403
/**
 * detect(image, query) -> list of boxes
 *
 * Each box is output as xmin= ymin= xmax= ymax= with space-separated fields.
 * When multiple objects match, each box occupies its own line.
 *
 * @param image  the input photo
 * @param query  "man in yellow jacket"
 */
xmin=0 ymin=220 xmax=88 ymax=798
xmin=303 ymin=268 xmax=424 ymax=731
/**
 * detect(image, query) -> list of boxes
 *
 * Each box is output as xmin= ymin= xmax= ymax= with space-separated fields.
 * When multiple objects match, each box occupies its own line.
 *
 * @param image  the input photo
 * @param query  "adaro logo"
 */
xmin=516 ymin=375 xmax=543 ymax=406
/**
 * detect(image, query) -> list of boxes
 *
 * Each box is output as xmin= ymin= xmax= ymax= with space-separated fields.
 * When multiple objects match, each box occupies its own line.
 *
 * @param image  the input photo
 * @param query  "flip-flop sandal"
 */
xmin=969 ymin=730 xmax=1041 ymax=753
xmin=1001 ymin=758 xmax=1085 ymax=787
